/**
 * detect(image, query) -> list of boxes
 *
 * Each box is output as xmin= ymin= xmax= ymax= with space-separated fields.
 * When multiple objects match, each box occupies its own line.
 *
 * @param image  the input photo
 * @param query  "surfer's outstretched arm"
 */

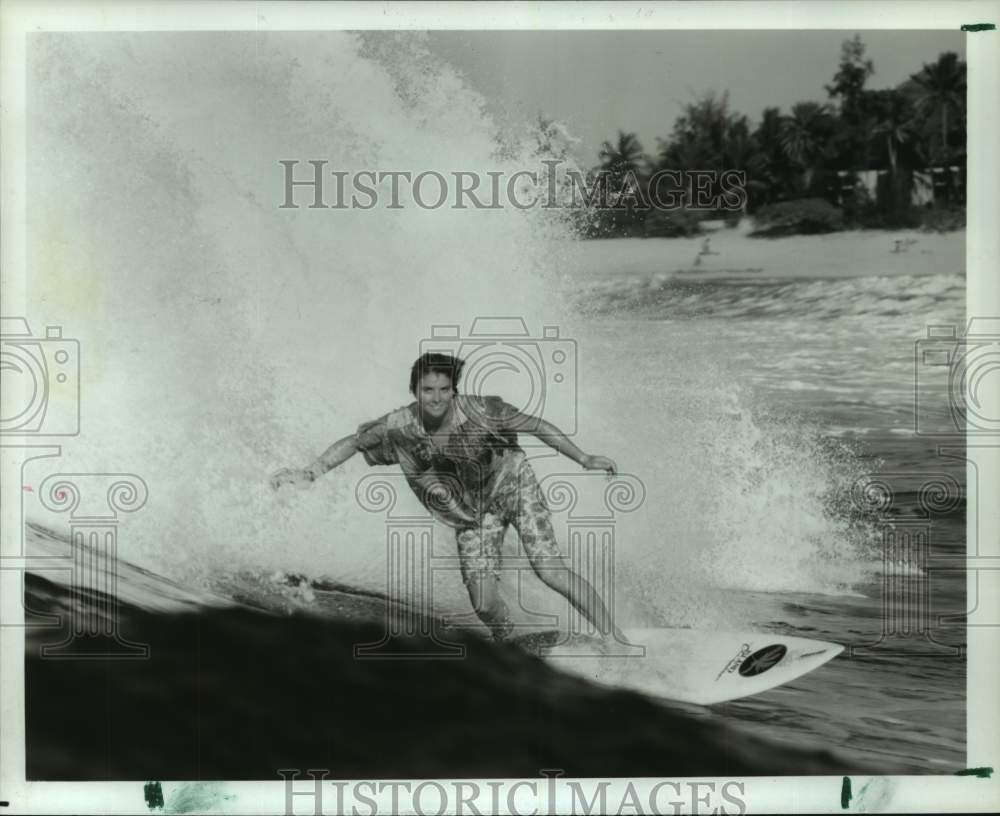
xmin=513 ymin=413 xmax=618 ymax=477
xmin=270 ymin=435 xmax=358 ymax=489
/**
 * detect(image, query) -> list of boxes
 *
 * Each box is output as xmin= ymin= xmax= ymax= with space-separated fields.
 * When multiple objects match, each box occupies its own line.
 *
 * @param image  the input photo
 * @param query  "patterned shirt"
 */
xmin=354 ymin=395 xmax=524 ymax=528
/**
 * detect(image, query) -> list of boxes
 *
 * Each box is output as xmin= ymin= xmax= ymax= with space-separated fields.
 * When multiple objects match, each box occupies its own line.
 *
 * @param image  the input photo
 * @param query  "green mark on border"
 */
xmin=144 ymin=781 xmax=164 ymax=811
xmin=955 ymin=766 xmax=994 ymax=778
xmin=841 ymin=776 xmax=852 ymax=808
xmin=164 ymin=782 xmax=237 ymax=813
xmin=961 ymin=23 xmax=996 ymax=31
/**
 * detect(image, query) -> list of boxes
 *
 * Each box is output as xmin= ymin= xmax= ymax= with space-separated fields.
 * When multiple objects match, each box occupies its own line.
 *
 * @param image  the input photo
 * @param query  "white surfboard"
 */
xmin=511 ymin=627 xmax=842 ymax=705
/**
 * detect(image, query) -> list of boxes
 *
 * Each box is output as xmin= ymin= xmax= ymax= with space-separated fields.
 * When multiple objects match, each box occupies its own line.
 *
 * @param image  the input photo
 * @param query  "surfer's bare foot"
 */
xmin=590 ymin=627 xmax=630 ymax=652
xmin=488 ymin=616 xmax=514 ymax=642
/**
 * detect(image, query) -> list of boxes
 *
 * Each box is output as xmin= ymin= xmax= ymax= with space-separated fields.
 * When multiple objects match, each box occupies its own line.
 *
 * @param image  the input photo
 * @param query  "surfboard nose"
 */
xmin=514 ymin=627 xmax=844 ymax=706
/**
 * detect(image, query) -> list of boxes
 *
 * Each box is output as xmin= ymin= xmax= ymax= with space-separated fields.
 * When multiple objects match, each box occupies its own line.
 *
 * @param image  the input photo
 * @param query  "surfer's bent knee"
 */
xmin=530 ymin=554 xmax=572 ymax=584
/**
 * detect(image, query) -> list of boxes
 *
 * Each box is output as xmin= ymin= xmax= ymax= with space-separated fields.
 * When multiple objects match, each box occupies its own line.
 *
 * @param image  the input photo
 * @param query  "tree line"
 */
xmin=577 ymin=37 xmax=966 ymax=236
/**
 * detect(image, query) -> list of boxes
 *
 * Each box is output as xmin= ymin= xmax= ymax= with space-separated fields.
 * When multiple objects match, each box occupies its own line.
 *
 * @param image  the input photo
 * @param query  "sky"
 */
xmin=427 ymin=30 xmax=967 ymax=167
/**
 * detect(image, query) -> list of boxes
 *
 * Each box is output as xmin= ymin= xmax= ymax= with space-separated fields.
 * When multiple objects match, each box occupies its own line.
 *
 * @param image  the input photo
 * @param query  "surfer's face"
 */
xmin=416 ymin=372 xmax=455 ymax=422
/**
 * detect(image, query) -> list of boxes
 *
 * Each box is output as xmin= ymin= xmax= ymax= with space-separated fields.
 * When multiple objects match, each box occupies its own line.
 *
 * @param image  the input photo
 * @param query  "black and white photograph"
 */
xmin=1 ymin=2 xmax=998 ymax=814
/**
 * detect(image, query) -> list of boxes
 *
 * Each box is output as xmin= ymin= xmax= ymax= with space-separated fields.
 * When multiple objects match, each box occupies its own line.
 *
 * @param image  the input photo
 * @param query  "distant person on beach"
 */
xmin=271 ymin=352 xmax=624 ymax=643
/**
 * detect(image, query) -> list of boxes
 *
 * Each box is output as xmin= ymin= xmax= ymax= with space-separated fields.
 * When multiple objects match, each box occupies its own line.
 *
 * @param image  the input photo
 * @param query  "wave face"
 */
xmin=24 ymin=529 xmax=853 ymax=780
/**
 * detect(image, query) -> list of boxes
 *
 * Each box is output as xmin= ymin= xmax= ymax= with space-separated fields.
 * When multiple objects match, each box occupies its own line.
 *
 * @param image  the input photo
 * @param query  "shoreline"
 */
xmin=563 ymin=226 xmax=966 ymax=284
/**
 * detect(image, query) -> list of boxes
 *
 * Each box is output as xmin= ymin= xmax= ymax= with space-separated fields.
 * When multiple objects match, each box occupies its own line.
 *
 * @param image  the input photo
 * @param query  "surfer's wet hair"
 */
xmin=409 ymin=352 xmax=465 ymax=394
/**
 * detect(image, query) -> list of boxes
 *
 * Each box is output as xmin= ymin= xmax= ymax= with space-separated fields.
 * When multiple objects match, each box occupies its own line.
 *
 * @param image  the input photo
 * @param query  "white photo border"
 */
xmin=1 ymin=1 xmax=998 ymax=813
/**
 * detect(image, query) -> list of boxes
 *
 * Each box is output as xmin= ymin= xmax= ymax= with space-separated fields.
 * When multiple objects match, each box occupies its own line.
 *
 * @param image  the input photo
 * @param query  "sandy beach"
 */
xmin=562 ymin=225 xmax=966 ymax=284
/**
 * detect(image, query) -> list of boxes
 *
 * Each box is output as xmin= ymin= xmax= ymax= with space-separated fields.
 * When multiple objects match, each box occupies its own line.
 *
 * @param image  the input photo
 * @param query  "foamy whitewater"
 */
xmin=25 ymin=31 xmax=892 ymax=624
xmin=23 ymin=31 xmax=965 ymax=772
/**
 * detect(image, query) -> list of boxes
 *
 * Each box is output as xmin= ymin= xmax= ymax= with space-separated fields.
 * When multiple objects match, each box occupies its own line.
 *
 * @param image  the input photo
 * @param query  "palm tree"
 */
xmin=598 ymin=131 xmax=646 ymax=178
xmin=595 ymin=131 xmax=647 ymax=229
xmin=867 ymin=90 xmax=917 ymax=177
xmin=598 ymin=131 xmax=646 ymax=206
xmin=656 ymin=93 xmax=732 ymax=171
xmin=857 ymin=88 xmax=921 ymax=214
xmin=780 ymin=102 xmax=835 ymax=190
xmin=750 ymin=107 xmax=792 ymax=202
xmin=909 ymin=52 xmax=966 ymax=164
xmin=826 ymin=36 xmax=874 ymax=117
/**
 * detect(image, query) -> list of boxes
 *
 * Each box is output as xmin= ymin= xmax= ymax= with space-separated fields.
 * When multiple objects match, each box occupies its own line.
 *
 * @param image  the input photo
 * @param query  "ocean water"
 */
xmin=554 ymin=256 xmax=967 ymax=772
xmin=21 ymin=30 xmax=966 ymax=777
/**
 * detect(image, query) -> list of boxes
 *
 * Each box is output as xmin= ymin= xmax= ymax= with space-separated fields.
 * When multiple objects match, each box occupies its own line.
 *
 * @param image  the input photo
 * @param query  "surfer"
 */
xmin=271 ymin=352 xmax=625 ymax=644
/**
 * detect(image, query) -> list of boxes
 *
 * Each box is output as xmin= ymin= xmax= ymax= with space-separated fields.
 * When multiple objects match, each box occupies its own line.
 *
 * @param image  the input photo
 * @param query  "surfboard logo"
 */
xmin=715 ymin=642 xmax=753 ymax=680
xmin=738 ymin=644 xmax=787 ymax=677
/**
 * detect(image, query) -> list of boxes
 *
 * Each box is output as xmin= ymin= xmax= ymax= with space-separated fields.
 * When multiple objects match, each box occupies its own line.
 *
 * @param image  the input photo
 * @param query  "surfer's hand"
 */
xmin=269 ymin=467 xmax=316 ymax=490
xmin=582 ymin=455 xmax=617 ymax=477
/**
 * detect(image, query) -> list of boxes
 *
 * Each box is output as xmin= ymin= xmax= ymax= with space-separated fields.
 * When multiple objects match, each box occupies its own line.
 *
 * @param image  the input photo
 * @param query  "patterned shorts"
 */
xmin=455 ymin=454 xmax=562 ymax=586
